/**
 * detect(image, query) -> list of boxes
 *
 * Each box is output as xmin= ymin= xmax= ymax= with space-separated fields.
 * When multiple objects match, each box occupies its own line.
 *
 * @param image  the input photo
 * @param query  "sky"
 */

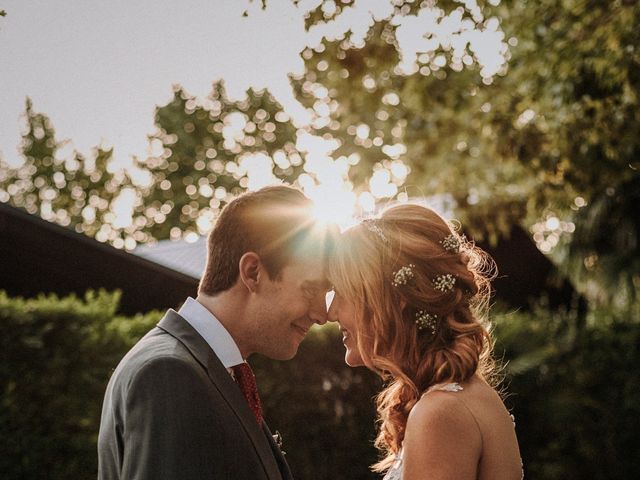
xmin=0 ymin=0 xmax=507 ymax=232
xmin=0 ymin=0 xmax=503 ymax=169
xmin=0 ymin=0 xmax=402 ymax=230
xmin=0 ymin=0 xmax=329 ymax=167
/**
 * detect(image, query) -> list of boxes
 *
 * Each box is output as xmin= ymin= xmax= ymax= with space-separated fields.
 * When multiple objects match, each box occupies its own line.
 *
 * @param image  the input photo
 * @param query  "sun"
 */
xmin=307 ymin=184 xmax=359 ymax=231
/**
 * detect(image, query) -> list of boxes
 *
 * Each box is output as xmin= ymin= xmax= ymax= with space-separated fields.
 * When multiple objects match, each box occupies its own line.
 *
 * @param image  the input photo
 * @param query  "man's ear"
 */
xmin=238 ymin=252 xmax=262 ymax=293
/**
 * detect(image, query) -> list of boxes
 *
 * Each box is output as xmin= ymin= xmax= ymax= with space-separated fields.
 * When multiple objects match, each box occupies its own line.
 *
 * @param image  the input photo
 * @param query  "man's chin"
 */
xmin=265 ymin=341 xmax=300 ymax=361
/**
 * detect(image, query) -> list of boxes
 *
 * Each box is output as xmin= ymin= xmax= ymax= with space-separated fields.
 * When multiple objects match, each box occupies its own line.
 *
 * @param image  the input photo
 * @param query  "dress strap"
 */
xmin=423 ymin=382 xmax=463 ymax=397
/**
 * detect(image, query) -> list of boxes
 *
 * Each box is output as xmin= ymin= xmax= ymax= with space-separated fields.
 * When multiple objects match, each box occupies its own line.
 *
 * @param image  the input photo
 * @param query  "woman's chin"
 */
xmin=344 ymin=349 xmax=365 ymax=367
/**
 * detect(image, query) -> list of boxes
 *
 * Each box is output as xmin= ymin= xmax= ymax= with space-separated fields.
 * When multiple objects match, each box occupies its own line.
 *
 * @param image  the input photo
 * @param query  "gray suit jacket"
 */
xmin=98 ymin=309 xmax=293 ymax=480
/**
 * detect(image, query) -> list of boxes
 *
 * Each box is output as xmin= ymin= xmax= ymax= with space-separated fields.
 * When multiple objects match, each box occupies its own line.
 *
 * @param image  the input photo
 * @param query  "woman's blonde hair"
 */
xmin=328 ymin=203 xmax=498 ymax=472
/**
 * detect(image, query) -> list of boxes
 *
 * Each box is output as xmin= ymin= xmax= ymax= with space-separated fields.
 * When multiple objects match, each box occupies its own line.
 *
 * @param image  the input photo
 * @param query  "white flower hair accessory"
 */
xmin=441 ymin=234 xmax=463 ymax=253
xmin=392 ymin=264 xmax=415 ymax=287
xmin=362 ymin=219 xmax=388 ymax=244
xmin=433 ymin=274 xmax=456 ymax=292
xmin=415 ymin=311 xmax=438 ymax=335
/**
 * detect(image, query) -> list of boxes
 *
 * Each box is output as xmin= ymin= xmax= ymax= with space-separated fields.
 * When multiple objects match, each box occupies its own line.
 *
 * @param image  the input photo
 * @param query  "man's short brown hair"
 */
xmin=198 ymin=185 xmax=324 ymax=295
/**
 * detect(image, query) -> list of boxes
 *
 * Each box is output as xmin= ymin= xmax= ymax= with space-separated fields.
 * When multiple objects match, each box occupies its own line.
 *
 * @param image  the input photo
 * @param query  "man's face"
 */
xmin=252 ymin=255 xmax=330 ymax=360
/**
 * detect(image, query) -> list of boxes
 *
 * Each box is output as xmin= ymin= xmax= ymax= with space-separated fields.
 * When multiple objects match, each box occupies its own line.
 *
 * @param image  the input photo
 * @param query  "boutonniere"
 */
xmin=273 ymin=430 xmax=286 ymax=456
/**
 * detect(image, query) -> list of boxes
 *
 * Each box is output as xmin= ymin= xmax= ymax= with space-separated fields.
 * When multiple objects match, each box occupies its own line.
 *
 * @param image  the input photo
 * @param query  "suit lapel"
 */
xmin=157 ymin=310 xmax=283 ymax=479
xmin=262 ymin=423 xmax=294 ymax=480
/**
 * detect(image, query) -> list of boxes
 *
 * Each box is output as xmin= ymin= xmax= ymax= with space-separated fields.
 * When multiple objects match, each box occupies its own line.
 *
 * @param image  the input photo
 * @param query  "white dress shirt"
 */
xmin=177 ymin=297 xmax=244 ymax=369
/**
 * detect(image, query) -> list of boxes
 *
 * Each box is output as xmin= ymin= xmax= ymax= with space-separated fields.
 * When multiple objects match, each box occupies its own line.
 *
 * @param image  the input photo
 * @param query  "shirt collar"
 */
xmin=177 ymin=297 xmax=244 ymax=368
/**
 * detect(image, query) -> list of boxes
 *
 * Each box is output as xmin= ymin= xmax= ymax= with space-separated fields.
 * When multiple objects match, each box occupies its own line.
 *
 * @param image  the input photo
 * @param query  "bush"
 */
xmin=0 ymin=290 xmax=160 ymax=480
xmin=493 ymin=302 xmax=640 ymax=480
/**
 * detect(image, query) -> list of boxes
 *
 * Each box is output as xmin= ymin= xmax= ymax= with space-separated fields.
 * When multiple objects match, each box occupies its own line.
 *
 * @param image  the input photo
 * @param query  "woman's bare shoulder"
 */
xmin=407 ymin=385 xmax=482 ymax=447
xmin=402 ymin=385 xmax=483 ymax=479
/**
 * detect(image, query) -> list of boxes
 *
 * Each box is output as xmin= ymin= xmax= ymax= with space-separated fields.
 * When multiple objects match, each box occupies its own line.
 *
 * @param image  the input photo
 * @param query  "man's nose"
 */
xmin=309 ymin=292 xmax=329 ymax=325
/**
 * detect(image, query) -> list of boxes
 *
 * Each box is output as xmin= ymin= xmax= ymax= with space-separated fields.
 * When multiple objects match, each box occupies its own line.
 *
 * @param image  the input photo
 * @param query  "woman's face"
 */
xmin=327 ymin=292 xmax=365 ymax=367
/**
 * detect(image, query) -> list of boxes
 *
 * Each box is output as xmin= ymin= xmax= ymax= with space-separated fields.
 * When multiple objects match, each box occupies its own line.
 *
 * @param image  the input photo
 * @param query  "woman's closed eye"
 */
xmin=303 ymin=286 xmax=320 ymax=298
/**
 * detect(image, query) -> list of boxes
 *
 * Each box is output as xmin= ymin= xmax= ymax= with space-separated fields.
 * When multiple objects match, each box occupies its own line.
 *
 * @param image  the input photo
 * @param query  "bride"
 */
xmin=327 ymin=203 xmax=523 ymax=480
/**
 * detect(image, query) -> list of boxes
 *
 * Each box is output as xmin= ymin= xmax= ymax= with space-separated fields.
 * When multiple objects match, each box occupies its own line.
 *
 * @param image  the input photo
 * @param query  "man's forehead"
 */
xmin=286 ymin=256 xmax=328 ymax=283
xmin=290 ymin=252 xmax=325 ymax=269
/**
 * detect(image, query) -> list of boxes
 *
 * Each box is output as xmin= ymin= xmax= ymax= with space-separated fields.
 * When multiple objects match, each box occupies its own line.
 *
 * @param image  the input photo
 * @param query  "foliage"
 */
xmin=132 ymin=82 xmax=304 ymax=241
xmin=0 ymin=290 xmax=161 ymax=480
xmin=295 ymin=0 xmax=520 ymax=240
xmin=297 ymin=0 xmax=640 ymax=300
xmin=1 ymin=1 xmax=638 ymax=301
xmin=0 ymin=85 xmax=308 ymax=246
xmin=494 ymin=300 xmax=640 ymax=480
xmin=0 ymin=98 xmax=126 ymax=243
xmin=0 ymin=1 xmax=634 ymax=302
xmin=486 ymin=0 xmax=640 ymax=296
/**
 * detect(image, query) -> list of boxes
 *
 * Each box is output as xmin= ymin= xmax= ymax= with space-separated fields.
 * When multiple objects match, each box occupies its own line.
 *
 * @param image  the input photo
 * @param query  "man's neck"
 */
xmin=196 ymin=291 xmax=252 ymax=359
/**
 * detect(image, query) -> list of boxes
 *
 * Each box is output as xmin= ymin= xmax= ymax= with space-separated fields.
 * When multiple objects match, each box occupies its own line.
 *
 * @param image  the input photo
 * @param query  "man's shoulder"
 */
xmin=110 ymin=325 xmax=199 ymax=386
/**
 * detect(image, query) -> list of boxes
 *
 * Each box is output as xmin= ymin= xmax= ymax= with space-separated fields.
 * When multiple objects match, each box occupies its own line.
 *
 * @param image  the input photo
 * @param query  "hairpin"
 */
xmin=392 ymin=264 xmax=415 ymax=287
xmin=441 ymin=234 xmax=461 ymax=253
xmin=415 ymin=311 xmax=438 ymax=335
xmin=433 ymin=274 xmax=456 ymax=292
xmin=362 ymin=219 xmax=388 ymax=244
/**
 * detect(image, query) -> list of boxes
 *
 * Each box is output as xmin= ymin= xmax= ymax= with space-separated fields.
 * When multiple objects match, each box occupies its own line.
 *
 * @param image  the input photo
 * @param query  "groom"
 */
xmin=98 ymin=185 xmax=332 ymax=479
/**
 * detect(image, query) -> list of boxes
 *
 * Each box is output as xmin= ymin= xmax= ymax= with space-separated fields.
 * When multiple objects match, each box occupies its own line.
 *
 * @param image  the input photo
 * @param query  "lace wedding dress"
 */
xmin=381 ymin=382 xmax=523 ymax=480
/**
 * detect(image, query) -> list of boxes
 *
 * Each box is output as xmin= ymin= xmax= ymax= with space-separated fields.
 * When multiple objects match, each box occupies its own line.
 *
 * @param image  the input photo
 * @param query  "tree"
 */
xmin=295 ymin=0 xmax=640 ymax=301
xmin=0 ymin=99 xmax=128 ymax=245
xmin=293 ymin=0 xmax=522 ymax=240
xmin=1 ymin=85 xmax=310 ymax=248
xmin=132 ymin=82 xmax=304 ymax=241
xmin=1 ymin=98 xmax=62 ymax=218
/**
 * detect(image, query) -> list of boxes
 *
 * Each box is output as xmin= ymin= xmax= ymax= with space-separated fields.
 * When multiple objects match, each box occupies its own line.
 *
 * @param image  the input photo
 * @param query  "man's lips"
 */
xmin=341 ymin=328 xmax=351 ymax=342
xmin=292 ymin=324 xmax=310 ymax=336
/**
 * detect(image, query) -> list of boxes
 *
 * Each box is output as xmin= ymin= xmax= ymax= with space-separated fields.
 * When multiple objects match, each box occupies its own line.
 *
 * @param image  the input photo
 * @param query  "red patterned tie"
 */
xmin=231 ymin=362 xmax=263 ymax=425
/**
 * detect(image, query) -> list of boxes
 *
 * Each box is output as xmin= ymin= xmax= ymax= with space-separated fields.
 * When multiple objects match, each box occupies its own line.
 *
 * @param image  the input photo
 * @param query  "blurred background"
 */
xmin=1 ymin=1 xmax=638 ymax=479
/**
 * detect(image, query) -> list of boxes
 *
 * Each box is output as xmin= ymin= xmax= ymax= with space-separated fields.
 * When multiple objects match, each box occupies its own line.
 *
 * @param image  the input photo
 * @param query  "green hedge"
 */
xmin=1 ymin=290 xmax=638 ymax=479
xmin=493 ymin=302 xmax=640 ymax=480
xmin=0 ymin=291 xmax=160 ymax=480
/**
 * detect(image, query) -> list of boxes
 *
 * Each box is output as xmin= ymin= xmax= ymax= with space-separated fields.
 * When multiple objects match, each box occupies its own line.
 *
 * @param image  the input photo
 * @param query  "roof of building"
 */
xmin=0 ymin=202 xmax=197 ymax=315
xmin=134 ymin=236 xmax=206 ymax=279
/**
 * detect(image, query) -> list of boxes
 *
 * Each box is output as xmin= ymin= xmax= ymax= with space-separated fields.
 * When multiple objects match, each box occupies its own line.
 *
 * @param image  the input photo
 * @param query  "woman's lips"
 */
xmin=341 ymin=328 xmax=351 ymax=342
